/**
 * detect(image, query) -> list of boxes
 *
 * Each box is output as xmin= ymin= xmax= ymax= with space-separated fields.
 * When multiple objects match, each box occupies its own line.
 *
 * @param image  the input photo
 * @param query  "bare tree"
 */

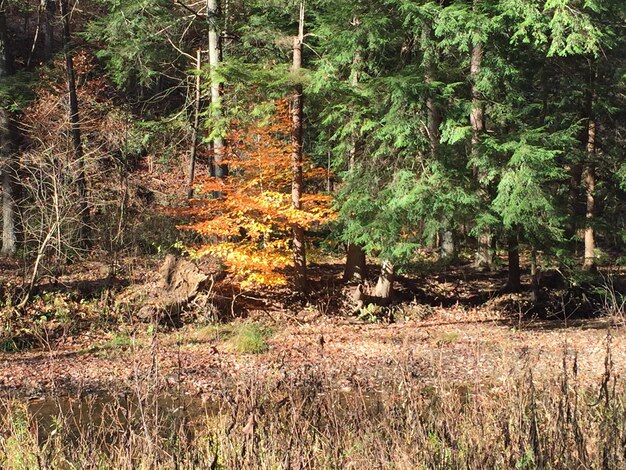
xmin=186 ymin=48 xmax=202 ymax=199
xmin=60 ymin=0 xmax=89 ymax=247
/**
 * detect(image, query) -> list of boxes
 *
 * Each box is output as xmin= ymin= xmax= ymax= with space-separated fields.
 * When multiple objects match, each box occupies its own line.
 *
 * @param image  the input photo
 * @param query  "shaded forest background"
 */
xmin=0 ymin=0 xmax=625 ymax=320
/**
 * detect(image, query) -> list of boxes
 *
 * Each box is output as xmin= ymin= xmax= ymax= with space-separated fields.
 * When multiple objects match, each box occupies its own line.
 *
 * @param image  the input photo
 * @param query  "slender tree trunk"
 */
xmin=582 ymin=74 xmax=597 ymax=271
xmin=530 ymin=246 xmax=541 ymax=303
xmin=423 ymin=21 xmax=441 ymax=158
xmin=60 ymin=0 xmax=89 ymax=247
xmin=469 ymin=39 xmax=483 ymax=156
xmin=0 ymin=8 xmax=16 ymax=256
xmin=583 ymin=160 xmax=596 ymax=271
xmin=348 ymin=47 xmax=361 ymax=169
xmin=342 ymin=44 xmax=368 ymax=282
xmin=0 ymin=109 xmax=16 ymax=257
xmin=186 ymin=49 xmax=201 ymax=199
xmin=469 ymin=5 xmax=493 ymax=271
xmin=27 ymin=1 xmax=42 ymax=67
xmin=506 ymin=232 xmax=521 ymax=292
xmin=207 ymin=0 xmax=226 ymax=185
xmin=374 ymin=260 xmax=394 ymax=300
xmin=291 ymin=1 xmax=307 ymax=292
xmin=423 ymin=21 xmax=454 ymax=260
xmin=566 ymin=162 xmax=583 ymax=251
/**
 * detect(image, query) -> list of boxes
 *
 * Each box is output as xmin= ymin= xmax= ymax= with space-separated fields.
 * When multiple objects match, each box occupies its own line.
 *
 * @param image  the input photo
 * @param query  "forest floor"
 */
xmin=1 ymin=311 xmax=623 ymax=399
xmin=1 ymin=256 xmax=625 ymax=399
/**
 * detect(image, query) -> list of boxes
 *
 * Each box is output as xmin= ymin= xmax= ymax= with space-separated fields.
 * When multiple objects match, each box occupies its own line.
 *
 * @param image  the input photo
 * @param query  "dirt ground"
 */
xmin=1 ymin=258 xmax=625 ymax=398
xmin=1 ymin=312 xmax=623 ymax=398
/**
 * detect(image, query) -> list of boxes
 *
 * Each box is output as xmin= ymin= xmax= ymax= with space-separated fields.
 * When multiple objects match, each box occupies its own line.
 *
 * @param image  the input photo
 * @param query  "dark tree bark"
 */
xmin=506 ymin=232 xmax=521 ymax=292
xmin=60 ymin=0 xmax=89 ymax=247
xmin=469 ymin=38 xmax=483 ymax=155
xmin=566 ymin=162 xmax=583 ymax=251
xmin=27 ymin=0 xmax=55 ymax=65
xmin=290 ymin=0 xmax=307 ymax=292
xmin=0 ymin=8 xmax=16 ymax=256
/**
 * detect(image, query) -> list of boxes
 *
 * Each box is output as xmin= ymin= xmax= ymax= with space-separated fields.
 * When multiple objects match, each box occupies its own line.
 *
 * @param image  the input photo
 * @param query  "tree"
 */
xmin=342 ymin=23 xmax=367 ymax=283
xmin=186 ymin=48 xmax=201 ymax=199
xmin=291 ymin=0 xmax=307 ymax=292
xmin=0 ymin=4 xmax=16 ymax=256
xmin=60 ymin=0 xmax=89 ymax=247
xmin=181 ymin=100 xmax=333 ymax=288
xmin=582 ymin=68 xmax=597 ymax=271
xmin=207 ymin=0 xmax=227 ymax=185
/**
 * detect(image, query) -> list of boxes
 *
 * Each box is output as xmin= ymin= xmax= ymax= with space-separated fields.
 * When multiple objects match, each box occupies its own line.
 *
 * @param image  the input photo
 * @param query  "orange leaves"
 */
xmin=180 ymin=99 xmax=334 ymax=287
xmin=193 ymin=242 xmax=291 ymax=287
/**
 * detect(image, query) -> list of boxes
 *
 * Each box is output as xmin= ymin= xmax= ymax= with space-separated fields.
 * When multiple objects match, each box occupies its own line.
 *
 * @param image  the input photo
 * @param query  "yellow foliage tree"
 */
xmin=180 ymin=100 xmax=334 ymax=287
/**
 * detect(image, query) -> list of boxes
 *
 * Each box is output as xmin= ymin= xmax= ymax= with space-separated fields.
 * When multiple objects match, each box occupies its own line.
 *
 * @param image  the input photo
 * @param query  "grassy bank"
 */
xmin=1 ymin=342 xmax=624 ymax=470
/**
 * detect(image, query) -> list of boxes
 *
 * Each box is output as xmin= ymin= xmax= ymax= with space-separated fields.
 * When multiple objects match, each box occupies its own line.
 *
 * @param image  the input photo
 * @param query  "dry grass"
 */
xmin=1 ymin=336 xmax=625 ymax=469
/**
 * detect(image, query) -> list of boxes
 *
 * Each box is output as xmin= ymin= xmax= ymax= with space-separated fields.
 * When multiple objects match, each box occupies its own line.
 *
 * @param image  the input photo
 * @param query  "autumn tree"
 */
xmin=181 ymin=100 xmax=333 ymax=288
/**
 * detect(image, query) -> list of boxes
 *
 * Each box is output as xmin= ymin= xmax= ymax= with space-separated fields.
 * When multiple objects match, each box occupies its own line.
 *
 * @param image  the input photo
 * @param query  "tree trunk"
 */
xmin=0 ymin=9 xmax=16 ymax=256
xmin=469 ymin=35 xmax=484 ymax=155
xmin=343 ymin=243 xmax=367 ymax=282
xmin=60 ymin=0 xmax=89 ymax=247
xmin=186 ymin=49 xmax=201 ymax=199
xmin=506 ymin=232 xmax=521 ymax=292
xmin=207 ymin=0 xmax=226 ymax=186
xmin=290 ymin=1 xmax=307 ymax=292
xmin=530 ymin=246 xmax=540 ymax=303
xmin=374 ymin=260 xmax=394 ymax=300
xmin=473 ymin=231 xmax=494 ymax=271
xmin=469 ymin=0 xmax=493 ymax=271
xmin=582 ymin=76 xmax=597 ymax=271
xmin=422 ymin=20 xmax=441 ymax=158
xmin=583 ymin=164 xmax=596 ymax=270
xmin=423 ymin=21 xmax=455 ymax=261
xmin=440 ymin=230 xmax=456 ymax=260
xmin=566 ymin=162 xmax=583 ymax=251
xmin=342 ymin=42 xmax=368 ymax=282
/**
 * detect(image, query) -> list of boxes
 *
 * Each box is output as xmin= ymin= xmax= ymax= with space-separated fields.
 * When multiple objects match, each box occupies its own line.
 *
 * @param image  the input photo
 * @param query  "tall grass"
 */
xmin=1 ymin=339 xmax=625 ymax=469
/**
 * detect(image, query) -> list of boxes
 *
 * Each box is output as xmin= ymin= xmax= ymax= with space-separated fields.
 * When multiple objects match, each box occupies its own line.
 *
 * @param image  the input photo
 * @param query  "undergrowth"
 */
xmin=1 ymin=336 xmax=624 ymax=469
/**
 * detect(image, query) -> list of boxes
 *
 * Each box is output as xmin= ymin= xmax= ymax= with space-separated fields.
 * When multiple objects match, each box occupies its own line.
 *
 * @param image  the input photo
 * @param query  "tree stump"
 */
xmin=137 ymin=255 xmax=209 ymax=324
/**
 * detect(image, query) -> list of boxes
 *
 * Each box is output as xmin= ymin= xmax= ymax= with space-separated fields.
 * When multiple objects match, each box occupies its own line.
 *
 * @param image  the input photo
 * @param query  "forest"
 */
xmin=0 ymin=0 xmax=625 ymax=468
